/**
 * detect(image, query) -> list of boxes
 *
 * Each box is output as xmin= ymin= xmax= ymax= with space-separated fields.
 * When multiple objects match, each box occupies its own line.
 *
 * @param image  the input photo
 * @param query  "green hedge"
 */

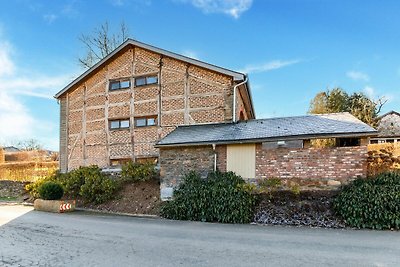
xmin=334 ymin=172 xmax=400 ymax=229
xmin=160 ymin=171 xmax=257 ymax=223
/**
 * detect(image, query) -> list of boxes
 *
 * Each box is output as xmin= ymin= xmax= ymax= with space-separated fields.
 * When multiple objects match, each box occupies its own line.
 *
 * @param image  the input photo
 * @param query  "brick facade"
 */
xmin=159 ymin=143 xmax=369 ymax=197
xmin=59 ymin=44 xmax=253 ymax=172
xmin=255 ymin=144 xmax=367 ymax=186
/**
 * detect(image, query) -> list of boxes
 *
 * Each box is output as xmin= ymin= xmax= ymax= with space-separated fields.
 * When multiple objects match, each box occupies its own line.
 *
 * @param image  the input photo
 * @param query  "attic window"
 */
xmin=109 ymin=119 xmax=130 ymax=130
xmin=135 ymin=75 xmax=158 ymax=87
xmin=109 ymin=79 xmax=131 ymax=91
xmin=135 ymin=116 xmax=157 ymax=127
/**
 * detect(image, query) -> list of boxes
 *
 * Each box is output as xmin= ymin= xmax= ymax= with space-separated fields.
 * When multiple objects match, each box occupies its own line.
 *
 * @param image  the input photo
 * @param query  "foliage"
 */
xmin=27 ymin=166 xmax=117 ymax=204
xmin=121 ymin=161 xmax=157 ymax=182
xmin=334 ymin=172 xmax=400 ymax=229
xmin=38 ymin=181 xmax=64 ymax=200
xmin=256 ymin=178 xmax=282 ymax=194
xmin=309 ymin=87 xmax=386 ymax=127
xmin=0 ymin=161 xmax=58 ymax=182
xmin=79 ymin=21 xmax=129 ymax=69
xmin=160 ymin=171 xmax=258 ymax=223
xmin=63 ymin=166 xmax=101 ymax=197
xmin=26 ymin=175 xmax=59 ymax=198
xmin=80 ymin=173 xmax=117 ymax=204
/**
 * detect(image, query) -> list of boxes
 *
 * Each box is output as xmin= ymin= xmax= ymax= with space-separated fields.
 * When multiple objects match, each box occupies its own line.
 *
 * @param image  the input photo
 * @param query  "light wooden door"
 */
xmin=226 ymin=144 xmax=255 ymax=179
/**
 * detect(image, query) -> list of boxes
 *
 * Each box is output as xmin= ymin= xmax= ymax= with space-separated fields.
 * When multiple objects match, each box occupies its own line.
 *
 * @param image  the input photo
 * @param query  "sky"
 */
xmin=0 ymin=0 xmax=399 ymax=151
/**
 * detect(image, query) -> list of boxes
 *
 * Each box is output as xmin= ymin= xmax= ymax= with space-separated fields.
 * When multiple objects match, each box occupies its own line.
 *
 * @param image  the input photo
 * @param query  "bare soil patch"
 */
xmin=77 ymin=179 xmax=161 ymax=215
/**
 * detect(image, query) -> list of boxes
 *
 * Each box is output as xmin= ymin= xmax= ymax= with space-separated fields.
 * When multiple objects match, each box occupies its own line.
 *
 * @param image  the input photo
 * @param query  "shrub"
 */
xmin=160 ymin=171 xmax=257 ymax=223
xmin=334 ymin=172 xmax=400 ymax=229
xmin=121 ymin=161 xmax=157 ymax=182
xmin=38 ymin=181 xmax=64 ymax=200
xmin=63 ymin=166 xmax=101 ymax=197
xmin=26 ymin=175 xmax=59 ymax=198
xmin=80 ymin=171 xmax=117 ymax=204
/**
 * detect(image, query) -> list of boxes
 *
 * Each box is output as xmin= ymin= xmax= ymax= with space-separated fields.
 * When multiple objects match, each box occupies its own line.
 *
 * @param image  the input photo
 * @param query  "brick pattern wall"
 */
xmin=63 ymin=44 xmax=243 ymax=171
xmin=256 ymin=144 xmax=368 ymax=186
xmin=159 ymin=146 xmax=214 ymax=189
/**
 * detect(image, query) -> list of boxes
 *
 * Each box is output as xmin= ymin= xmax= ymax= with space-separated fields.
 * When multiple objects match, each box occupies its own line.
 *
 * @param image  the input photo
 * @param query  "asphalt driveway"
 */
xmin=0 ymin=205 xmax=399 ymax=267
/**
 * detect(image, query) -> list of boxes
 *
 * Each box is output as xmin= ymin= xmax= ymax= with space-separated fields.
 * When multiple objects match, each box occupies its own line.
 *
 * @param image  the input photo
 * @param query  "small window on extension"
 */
xmin=109 ymin=119 xmax=130 ymax=130
xmin=134 ymin=75 xmax=158 ymax=87
xmin=135 ymin=116 xmax=157 ymax=127
xmin=109 ymin=79 xmax=131 ymax=91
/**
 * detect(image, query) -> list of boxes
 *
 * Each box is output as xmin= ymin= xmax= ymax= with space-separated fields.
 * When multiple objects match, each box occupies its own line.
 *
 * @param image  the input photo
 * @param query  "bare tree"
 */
xmin=78 ymin=21 xmax=130 ymax=69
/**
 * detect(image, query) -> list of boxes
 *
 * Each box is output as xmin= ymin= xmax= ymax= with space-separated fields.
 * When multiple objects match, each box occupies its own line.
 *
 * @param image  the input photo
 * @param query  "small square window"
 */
xmin=110 ymin=81 xmax=120 ymax=90
xmin=110 ymin=121 xmax=120 ymax=129
xmin=147 ymin=118 xmax=156 ymax=126
xmin=135 ymin=77 xmax=146 ymax=87
xmin=135 ymin=118 xmax=147 ymax=127
xmin=147 ymin=76 xmax=158 ymax=85
xmin=120 ymin=120 xmax=130 ymax=128
xmin=120 ymin=80 xmax=130 ymax=89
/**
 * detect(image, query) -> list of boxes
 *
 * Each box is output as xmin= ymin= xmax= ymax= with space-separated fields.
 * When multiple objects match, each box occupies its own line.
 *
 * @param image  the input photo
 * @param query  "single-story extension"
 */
xmin=156 ymin=112 xmax=377 ymax=199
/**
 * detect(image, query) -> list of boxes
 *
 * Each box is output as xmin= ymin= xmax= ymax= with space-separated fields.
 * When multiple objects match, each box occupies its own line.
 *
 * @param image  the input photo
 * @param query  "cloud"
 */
xmin=43 ymin=14 xmax=58 ymax=24
xmin=0 ymin=42 xmax=15 ymax=76
xmin=0 ymin=38 xmax=74 ymax=150
xmin=181 ymin=49 xmax=199 ymax=59
xmin=239 ymin=59 xmax=301 ymax=74
xmin=363 ymin=86 xmax=375 ymax=99
xmin=177 ymin=0 xmax=253 ymax=19
xmin=346 ymin=71 xmax=370 ymax=82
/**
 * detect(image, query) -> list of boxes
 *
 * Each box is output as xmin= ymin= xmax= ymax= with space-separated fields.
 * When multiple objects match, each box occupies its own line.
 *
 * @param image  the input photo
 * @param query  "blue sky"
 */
xmin=0 ymin=0 xmax=399 ymax=150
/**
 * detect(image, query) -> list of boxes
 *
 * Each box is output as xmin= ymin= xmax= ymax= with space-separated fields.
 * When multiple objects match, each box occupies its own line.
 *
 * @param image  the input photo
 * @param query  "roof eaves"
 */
xmin=55 ymin=39 xmax=246 ymax=99
xmin=155 ymin=131 xmax=378 ymax=148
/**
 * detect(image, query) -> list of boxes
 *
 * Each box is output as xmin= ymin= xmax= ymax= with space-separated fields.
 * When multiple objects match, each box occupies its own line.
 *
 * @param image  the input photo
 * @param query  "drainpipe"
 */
xmin=212 ymin=144 xmax=217 ymax=172
xmin=232 ymin=76 xmax=248 ymax=123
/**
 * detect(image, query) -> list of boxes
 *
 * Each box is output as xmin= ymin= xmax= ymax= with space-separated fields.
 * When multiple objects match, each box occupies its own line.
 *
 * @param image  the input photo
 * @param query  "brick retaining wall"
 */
xmin=256 ymin=144 xmax=368 ymax=186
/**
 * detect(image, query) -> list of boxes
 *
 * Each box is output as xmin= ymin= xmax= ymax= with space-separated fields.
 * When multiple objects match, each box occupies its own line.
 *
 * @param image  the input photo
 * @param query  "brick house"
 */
xmin=370 ymin=110 xmax=400 ymax=144
xmin=156 ymin=112 xmax=377 ymax=199
xmin=55 ymin=39 xmax=254 ymax=173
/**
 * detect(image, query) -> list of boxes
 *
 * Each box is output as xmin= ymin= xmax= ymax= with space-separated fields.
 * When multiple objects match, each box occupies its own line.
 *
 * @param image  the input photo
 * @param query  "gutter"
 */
xmin=232 ymin=76 xmax=248 ymax=122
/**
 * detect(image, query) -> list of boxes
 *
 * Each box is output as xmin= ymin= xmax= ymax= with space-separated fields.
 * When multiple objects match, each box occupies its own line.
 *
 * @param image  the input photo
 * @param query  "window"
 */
xmin=135 ymin=116 xmax=157 ymax=127
xmin=109 ymin=79 xmax=131 ymax=91
xmin=109 ymin=119 xmax=130 ymax=130
xmin=110 ymin=158 xmax=132 ymax=166
xmin=134 ymin=75 xmax=158 ymax=87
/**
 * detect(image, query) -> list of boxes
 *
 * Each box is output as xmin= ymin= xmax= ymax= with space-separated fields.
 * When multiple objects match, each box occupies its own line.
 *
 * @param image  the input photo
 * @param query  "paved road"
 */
xmin=0 ymin=205 xmax=399 ymax=267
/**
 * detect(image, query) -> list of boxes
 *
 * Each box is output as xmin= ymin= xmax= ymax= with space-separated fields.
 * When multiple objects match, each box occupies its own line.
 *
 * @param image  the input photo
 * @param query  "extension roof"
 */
xmin=156 ymin=112 xmax=377 ymax=147
xmin=54 ymin=39 xmax=253 ymax=115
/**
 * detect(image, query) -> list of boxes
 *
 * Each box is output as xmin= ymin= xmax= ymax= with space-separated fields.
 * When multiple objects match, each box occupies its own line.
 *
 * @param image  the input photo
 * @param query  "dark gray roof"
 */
xmin=156 ymin=112 xmax=378 ymax=147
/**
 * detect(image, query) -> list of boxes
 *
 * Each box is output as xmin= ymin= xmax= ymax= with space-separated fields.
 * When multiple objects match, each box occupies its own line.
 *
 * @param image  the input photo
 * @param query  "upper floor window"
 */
xmin=109 ymin=79 xmax=131 ymax=91
xmin=109 ymin=119 xmax=130 ymax=130
xmin=135 ymin=75 xmax=158 ymax=87
xmin=135 ymin=116 xmax=157 ymax=127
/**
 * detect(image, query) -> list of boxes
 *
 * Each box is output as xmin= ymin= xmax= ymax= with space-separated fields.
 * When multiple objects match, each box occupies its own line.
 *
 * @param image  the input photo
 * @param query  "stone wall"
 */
xmin=256 ymin=144 xmax=368 ymax=187
xmin=61 ymin=44 xmax=253 ymax=172
xmin=159 ymin=146 xmax=215 ymax=199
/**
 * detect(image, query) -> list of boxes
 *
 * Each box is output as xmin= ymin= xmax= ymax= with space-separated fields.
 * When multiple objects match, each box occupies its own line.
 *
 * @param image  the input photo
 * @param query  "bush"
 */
xmin=80 ymin=170 xmax=117 ymax=204
xmin=26 ymin=175 xmax=59 ymax=198
xmin=38 ymin=181 xmax=64 ymax=200
xmin=121 ymin=161 xmax=157 ymax=182
xmin=160 ymin=171 xmax=257 ymax=223
xmin=334 ymin=172 xmax=400 ymax=229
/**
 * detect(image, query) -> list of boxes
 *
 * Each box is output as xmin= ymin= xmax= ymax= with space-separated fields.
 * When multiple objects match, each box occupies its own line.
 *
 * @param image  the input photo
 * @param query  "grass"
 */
xmin=0 ymin=196 xmax=19 ymax=201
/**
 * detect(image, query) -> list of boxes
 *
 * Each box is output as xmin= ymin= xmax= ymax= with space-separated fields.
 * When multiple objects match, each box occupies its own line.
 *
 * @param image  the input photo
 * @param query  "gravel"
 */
xmin=253 ymin=190 xmax=346 ymax=228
